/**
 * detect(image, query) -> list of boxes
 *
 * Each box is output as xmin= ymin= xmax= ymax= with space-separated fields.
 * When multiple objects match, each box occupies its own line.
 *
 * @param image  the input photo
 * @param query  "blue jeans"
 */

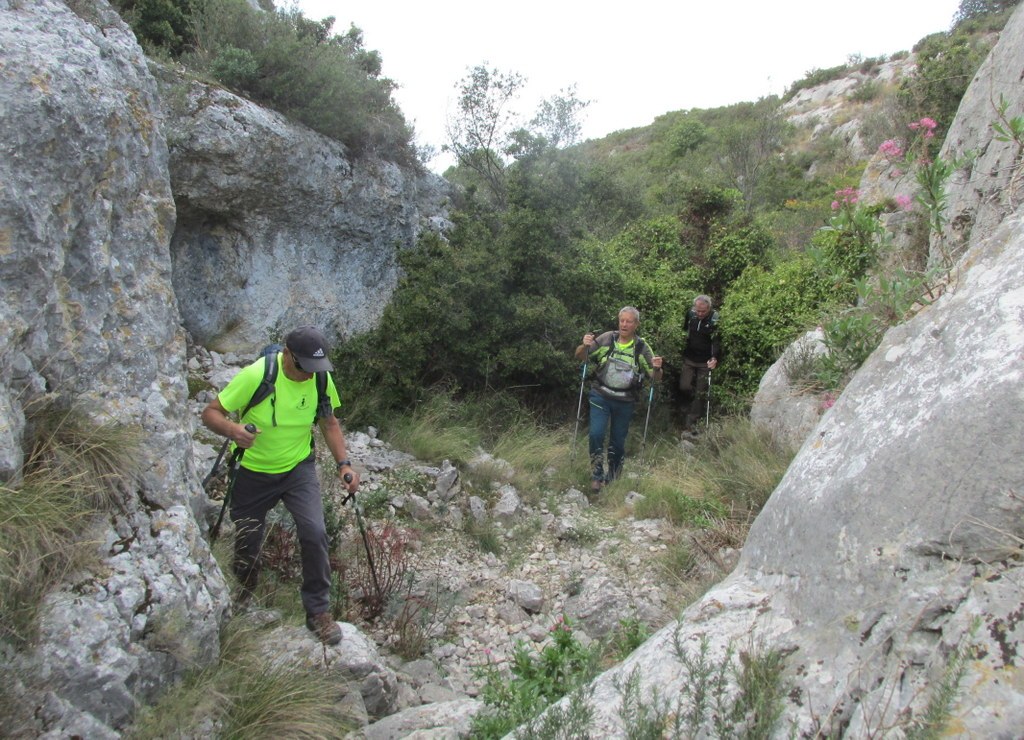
xmin=588 ymin=389 xmax=636 ymax=482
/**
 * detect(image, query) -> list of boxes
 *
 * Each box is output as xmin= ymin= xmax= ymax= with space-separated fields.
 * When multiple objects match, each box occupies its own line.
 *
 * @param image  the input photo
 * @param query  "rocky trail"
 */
xmin=188 ymin=344 xmax=729 ymax=735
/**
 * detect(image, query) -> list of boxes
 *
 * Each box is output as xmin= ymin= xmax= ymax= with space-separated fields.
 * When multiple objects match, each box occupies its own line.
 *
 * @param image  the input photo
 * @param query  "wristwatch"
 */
xmin=336 ymin=459 xmax=351 ymax=470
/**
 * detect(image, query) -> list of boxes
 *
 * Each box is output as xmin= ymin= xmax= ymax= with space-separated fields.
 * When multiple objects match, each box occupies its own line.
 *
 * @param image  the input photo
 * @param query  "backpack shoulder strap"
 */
xmin=314 ymin=371 xmax=332 ymax=419
xmin=240 ymin=348 xmax=280 ymax=423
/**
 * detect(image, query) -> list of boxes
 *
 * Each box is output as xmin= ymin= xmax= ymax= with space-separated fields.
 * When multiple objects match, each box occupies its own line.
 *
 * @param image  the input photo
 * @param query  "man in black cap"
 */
xmin=679 ymin=295 xmax=719 ymax=434
xmin=201 ymin=326 xmax=359 ymax=645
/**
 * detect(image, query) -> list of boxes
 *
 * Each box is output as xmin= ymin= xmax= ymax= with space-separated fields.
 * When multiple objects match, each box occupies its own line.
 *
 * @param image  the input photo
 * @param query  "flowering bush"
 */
xmin=908 ymin=117 xmax=938 ymax=139
xmin=879 ymin=139 xmax=904 ymax=159
xmin=876 ymin=115 xmax=966 ymax=241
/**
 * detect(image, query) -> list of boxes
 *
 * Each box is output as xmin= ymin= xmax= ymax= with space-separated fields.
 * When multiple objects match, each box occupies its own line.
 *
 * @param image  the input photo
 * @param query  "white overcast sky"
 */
xmin=293 ymin=1 xmax=963 ymax=171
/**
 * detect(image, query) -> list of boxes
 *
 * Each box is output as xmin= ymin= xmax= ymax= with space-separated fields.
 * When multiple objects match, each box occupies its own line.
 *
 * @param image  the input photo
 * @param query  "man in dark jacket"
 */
xmin=679 ymin=295 xmax=719 ymax=433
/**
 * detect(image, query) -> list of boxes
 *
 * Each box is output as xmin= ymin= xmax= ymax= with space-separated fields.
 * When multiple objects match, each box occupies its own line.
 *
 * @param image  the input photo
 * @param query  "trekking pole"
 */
xmin=342 ymin=482 xmax=383 ymax=603
xmin=705 ymin=370 xmax=712 ymax=429
xmin=202 ymin=439 xmax=230 ymax=490
xmin=639 ymin=383 xmax=655 ymax=466
xmin=210 ymin=423 xmax=256 ymax=543
xmin=570 ymin=357 xmax=589 ymax=461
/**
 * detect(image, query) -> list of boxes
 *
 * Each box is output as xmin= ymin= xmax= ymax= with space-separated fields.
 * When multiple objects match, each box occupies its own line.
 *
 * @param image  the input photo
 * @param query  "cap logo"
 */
xmin=313 ymin=348 xmax=325 ymax=357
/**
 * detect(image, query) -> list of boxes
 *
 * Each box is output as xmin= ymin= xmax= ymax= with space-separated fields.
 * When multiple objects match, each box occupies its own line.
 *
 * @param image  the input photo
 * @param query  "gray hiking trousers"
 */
xmin=230 ymin=455 xmax=331 ymax=616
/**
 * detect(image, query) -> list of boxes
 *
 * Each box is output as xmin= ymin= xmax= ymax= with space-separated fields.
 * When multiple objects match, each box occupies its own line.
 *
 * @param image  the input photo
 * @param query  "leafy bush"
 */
xmin=900 ymin=30 xmax=993 ymax=132
xmin=112 ymin=0 xmax=197 ymax=55
xmin=717 ymin=255 xmax=838 ymax=408
xmin=208 ymin=45 xmax=260 ymax=91
xmin=174 ymin=0 xmax=413 ymax=159
xmin=471 ymin=616 xmax=599 ymax=738
xmin=814 ymin=309 xmax=885 ymax=391
xmin=849 ymin=78 xmax=882 ymax=103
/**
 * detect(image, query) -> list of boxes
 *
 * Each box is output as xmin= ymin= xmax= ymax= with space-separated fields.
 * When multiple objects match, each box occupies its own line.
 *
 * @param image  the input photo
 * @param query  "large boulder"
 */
xmin=749 ymin=328 xmax=828 ymax=450
xmin=156 ymin=70 xmax=451 ymax=353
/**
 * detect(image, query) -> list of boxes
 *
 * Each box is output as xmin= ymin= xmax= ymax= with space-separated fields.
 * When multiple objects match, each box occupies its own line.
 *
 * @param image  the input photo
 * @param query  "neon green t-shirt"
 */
xmin=218 ymin=353 xmax=341 ymax=473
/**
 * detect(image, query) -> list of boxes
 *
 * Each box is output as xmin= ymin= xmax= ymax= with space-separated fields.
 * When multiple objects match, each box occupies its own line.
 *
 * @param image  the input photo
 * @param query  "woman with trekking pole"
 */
xmin=574 ymin=306 xmax=662 ymax=493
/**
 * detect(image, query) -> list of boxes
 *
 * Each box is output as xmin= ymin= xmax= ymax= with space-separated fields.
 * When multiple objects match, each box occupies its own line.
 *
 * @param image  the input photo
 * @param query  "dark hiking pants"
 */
xmin=679 ymin=358 xmax=711 ymax=429
xmin=230 ymin=455 xmax=331 ymax=616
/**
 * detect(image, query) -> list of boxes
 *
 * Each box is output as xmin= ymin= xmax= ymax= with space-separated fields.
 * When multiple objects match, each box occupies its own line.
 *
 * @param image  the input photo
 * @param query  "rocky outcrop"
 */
xmin=156 ymin=69 xmax=451 ymax=354
xmin=749 ymin=328 xmax=828 ymax=450
xmin=936 ymin=2 xmax=1024 ymax=264
xmin=545 ymin=7 xmax=1024 ymax=736
xmin=781 ymin=56 xmax=915 ymax=166
xmin=0 ymin=0 xmax=227 ymax=734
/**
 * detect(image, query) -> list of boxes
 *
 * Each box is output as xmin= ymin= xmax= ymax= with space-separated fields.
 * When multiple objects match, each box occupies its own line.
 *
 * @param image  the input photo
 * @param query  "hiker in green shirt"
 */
xmin=575 ymin=307 xmax=663 ymax=492
xmin=201 ymin=326 xmax=359 ymax=646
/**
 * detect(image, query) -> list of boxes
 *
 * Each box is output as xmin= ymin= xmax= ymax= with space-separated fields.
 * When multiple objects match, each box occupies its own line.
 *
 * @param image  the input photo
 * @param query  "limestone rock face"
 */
xmin=157 ymin=71 xmax=451 ymax=353
xmin=0 ymin=0 xmax=226 ymax=734
xmin=936 ymin=3 xmax=1024 ymax=264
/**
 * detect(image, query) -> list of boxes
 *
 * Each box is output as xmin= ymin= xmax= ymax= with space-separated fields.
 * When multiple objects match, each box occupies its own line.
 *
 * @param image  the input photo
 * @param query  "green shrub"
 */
xmin=209 ymin=45 xmax=260 ymax=92
xmin=471 ymin=616 xmax=599 ymax=738
xmin=113 ymin=0 xmax=197 ymax=55
xmin=849 ymin=78 xmax=882 ymax=103
xmin=814 ymin=309 xmax=885 ymax=391
xmin=183 ymin=0 xmax=413 ymax=158
xmin=900 ymin=30 xmax=993 ymax=132
xmin=717 ymin=255 xmax=837 ymax=408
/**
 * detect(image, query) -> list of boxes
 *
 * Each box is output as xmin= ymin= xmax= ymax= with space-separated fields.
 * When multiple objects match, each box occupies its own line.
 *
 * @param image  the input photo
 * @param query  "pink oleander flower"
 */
xmin=832 ymin=187 xmax=859 ymax=208
xmin=895 ymin=194 xmax=913 ymax=211
xmin=820 ymin=392 xmax=836 ymax=411
xmin=879 ymin=139 xmax=903 ymax=158
xmin=908 ymin=117 xmax=938 ymax=134
xmin=890 ymin=168 xmax=903 ymax=178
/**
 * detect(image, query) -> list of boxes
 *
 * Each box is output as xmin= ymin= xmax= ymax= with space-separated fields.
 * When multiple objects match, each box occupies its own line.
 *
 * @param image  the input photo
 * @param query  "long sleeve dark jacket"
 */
xmin=682 ymin=308 xmax=719 ymax=362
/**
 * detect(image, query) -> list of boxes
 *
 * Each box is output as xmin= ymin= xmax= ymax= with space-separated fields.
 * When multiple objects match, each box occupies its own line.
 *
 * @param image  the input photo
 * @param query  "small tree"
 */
xmin=445 ymin=64 xmax=526 ymax=206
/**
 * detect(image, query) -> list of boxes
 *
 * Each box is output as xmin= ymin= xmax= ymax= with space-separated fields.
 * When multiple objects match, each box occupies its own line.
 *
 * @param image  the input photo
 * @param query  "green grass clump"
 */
xmin=127 ymin=621 xmax=354 ymax=739
xmin=633 ymin=417 xmax=793 ymax=527
xmin=0 ymin=404 xmax=143 ymax=645
xmin=470 ymin=616 xmax=600 ymax=739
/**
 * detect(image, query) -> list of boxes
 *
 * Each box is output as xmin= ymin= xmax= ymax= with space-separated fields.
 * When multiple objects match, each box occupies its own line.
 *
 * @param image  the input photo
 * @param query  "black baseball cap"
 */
xmin=284 ymin=326 xmax=333 ymax=372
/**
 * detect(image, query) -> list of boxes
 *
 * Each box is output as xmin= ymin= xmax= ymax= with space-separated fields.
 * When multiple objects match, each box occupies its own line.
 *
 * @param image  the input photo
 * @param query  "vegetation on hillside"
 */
xmin=332 ymin=0 xmax=1017 ymax=429
xmin=112 ymin=0 xmax=415 ymax=160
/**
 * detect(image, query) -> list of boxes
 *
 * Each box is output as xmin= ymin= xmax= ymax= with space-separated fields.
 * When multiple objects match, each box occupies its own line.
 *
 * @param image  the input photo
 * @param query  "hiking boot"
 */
xmin=306 ymin=612 xmax=342 ymax=646
xmin=590 ymin=479 xmax=603 ymax=493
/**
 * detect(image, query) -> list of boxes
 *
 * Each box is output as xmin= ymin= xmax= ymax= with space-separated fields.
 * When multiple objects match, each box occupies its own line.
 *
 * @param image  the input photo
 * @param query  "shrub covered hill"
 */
xmin=2 ymin=0 xmax=1024 ymax=737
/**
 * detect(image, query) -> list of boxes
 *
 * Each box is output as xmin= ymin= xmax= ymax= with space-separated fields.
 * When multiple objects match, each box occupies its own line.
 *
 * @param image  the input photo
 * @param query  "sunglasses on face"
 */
xmin=289 ymin=350 xmax=308 ymax=372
